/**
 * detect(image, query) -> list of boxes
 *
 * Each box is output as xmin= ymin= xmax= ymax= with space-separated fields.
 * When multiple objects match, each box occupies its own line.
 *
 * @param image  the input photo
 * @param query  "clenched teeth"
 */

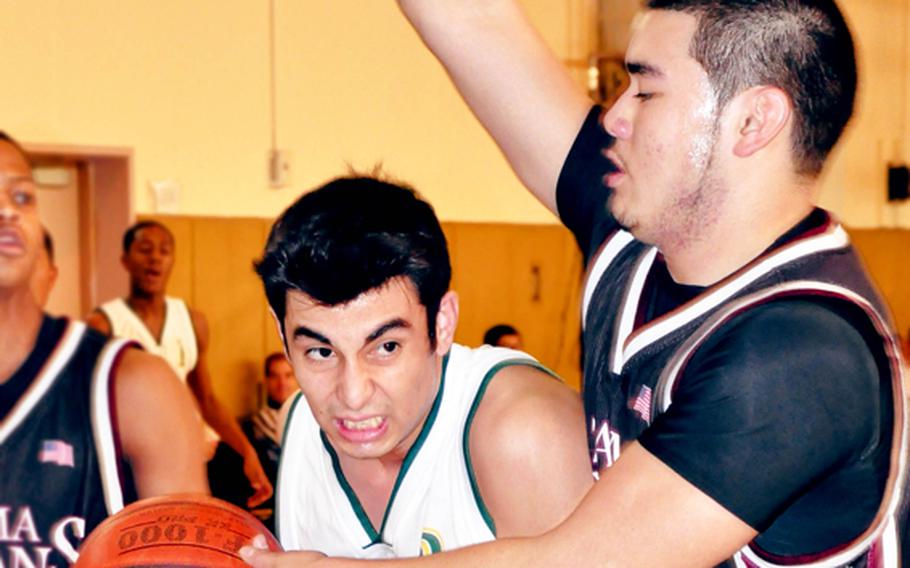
xmin=342 ymin=416 xmax=383 ymax=430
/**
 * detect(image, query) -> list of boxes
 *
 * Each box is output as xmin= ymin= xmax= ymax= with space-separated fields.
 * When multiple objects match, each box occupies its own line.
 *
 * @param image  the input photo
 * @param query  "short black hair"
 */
xmin=483 ymin=324 xmax=519 ymax=346
xmin=122 ymin=220 xmax=175 ymax=253
xmin=264 ymin=351 xmax=287 ymax=377
xmin=0 ymin=131 xmax=32 ymax=167
xmin=646 ymin=0 xmax=857 ymax=175
xmin=42 ymin=226 xmax=55 ymax=262
xmin=255 ymin=175 xmax=451 ymax=347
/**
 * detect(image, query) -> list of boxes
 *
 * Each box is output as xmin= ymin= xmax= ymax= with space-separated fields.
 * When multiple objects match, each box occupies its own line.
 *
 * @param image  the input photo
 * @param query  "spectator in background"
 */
xmin=482 ymin=323 xmax=523 ymax=350
xmin=86 ymin=220 xmax=272 ymax=507
xmin=243 ymin=351 xmax=299 ymax=532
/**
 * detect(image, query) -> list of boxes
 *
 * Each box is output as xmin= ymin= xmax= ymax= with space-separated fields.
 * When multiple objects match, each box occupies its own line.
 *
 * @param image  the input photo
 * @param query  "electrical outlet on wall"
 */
xmin=269 ymin=149 xmax=291 ymax=188
xmin=149 ymin=179 xmax=181 ymax=213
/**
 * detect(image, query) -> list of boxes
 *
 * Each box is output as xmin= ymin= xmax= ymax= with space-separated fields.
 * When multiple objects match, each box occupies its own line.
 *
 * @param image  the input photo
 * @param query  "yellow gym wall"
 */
xmin=0 ymin=0 xmax=594 ymax=224
xmin=4 ymin=1 xmax=910 ymax=417
xmin=1 ymin=1 xmax=908 ymax=226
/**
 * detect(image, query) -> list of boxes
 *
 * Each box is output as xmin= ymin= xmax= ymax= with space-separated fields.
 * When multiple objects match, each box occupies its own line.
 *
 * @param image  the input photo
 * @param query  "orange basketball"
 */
xmin=74 ymin=494 xmax=281 ymax=567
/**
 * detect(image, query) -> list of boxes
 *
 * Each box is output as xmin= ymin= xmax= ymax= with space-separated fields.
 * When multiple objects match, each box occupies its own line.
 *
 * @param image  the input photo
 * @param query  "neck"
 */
xmin=127 ymin=286 xmax=166 ymax=314
xmin=662 ymin=182 xmax=815 ymax=286
xmin=0 ymin=289 xmax=45 ymax=384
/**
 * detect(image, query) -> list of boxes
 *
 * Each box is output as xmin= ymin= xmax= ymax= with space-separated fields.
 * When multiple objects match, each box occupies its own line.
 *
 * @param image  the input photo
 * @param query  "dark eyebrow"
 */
xmin=366 ymin=318 xmax=410 ymax=343
xmin=626 ymin=61 xmax=664 ymax=78
xmin=293 ymin=326 xmax=332 ymax=345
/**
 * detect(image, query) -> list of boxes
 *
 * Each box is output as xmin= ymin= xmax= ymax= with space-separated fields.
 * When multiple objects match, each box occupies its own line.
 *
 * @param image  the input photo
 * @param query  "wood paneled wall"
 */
xmin=144 ymin=215 xmax=910 ymax=419
xmin=143 ymin=216 xmax=585 ymax=418
xmin=442 ymin=222 xmax=583 ymax=389
xmin=848 ymin=228 xmax=910 ymax=341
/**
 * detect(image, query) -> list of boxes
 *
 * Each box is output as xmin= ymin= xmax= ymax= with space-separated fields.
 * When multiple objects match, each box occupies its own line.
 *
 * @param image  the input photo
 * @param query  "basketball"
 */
xmin=74 ymin=494 xmax=281 ymax=567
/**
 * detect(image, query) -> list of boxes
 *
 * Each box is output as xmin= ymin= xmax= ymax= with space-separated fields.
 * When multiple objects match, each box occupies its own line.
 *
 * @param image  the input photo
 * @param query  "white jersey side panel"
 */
xmin=100 ymin=297 xmax=198 ymax=381
xmin=100 ymin=297 xmax=216 ymax=443
xmin=278 ymin=344 xmax=538 ymax=558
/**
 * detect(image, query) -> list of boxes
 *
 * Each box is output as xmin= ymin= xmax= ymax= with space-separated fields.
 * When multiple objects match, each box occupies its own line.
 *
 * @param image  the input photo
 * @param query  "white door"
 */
xmin=35 ymin=164 xmax=84 ymax=319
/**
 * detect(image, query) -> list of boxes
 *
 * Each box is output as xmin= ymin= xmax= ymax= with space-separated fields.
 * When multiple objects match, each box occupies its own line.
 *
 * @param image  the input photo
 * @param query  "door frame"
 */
xmin=24 ymin=142 xmax=133 ymax=314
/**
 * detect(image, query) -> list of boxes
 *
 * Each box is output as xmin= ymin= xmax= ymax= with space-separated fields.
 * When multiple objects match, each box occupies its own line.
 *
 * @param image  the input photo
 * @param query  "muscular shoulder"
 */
xmin=641 ymin=298 xmax=888 ymax=530
xmin=115 ymin=347 xmax=187 ymax=400
xmin=672 ymin=297 xmax=883 ymax=460
xmin=468 ymin=364 xmax=592 ymax=536
xmin=471 ymin=364 xmax=584 ymax=453
xmin=85 ymin=309 xmax=113 ymax=336
xmin=693 ymin=297 xmax=880 ymax=394
xmin=113 ymin=347 xmax=208 ymax=496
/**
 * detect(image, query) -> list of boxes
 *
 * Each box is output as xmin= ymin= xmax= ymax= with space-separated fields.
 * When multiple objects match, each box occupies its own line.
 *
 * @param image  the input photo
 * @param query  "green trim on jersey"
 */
xmin=276 ymin=390 xmax=305 ymax=542
xmin=462 ymin=359 xmax=559 ymax=535
xmin=321 ymin=353 xmax=450 ymax=546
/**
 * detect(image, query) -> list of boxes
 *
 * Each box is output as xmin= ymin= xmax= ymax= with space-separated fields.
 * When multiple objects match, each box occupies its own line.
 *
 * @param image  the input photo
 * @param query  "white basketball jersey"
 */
xmin=277 ymin=344 xmax=543 ymax=558
xmin=100 ymin=297 xmax=198 ymax=381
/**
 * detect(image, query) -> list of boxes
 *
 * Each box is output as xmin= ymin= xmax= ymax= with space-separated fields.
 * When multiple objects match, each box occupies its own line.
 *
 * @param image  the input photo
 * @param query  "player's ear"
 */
xmin=433 ymin=291 xmax=459 ymax=355
xmin=731 ymin=86 xmax=791 ymax=158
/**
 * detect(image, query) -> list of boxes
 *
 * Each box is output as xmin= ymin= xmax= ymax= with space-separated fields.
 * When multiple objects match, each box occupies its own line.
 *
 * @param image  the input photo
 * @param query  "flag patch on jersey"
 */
xmin=628 ymin=385 xmax=652 ymax=424
xmin=38 ymin=439 xmax=74 ymax=467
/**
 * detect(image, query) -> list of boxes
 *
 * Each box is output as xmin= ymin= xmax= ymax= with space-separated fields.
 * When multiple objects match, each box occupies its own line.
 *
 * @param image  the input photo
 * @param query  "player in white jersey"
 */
xmin=99 ymin=295 xmax=198 ymax=380
xmin=0 ymin=133 xmax=207 ymax=565
xmin=86 ymin=220 xmax=273 ymax=508
xmin=249 ymin=175 xmax=592 ymax=558
xmin=243 ymin=1 xmax=909 ymax=567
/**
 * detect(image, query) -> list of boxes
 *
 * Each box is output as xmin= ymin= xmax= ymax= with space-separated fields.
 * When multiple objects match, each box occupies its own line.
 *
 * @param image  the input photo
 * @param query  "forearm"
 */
xmin=247 ymin=536 xmax=552 ymax=568
xmin=397 ymin=0 xmax=591 ymax=212
xmin=200 ymin=397 xmax=256 ymax=458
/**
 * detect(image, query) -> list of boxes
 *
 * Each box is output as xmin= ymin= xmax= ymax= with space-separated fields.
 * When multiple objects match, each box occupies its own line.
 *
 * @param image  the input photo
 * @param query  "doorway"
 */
xmin=24 ymin=143 xmax=132 ymax=319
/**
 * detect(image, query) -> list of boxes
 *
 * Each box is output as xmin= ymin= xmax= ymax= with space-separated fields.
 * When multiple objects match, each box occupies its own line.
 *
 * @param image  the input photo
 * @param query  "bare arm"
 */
xmin=398 ymin=0 xmax=593 ymax=214
xmin=187 ymin=309 xmax=274 ymax=507
xmin=116 ymin=349 xmax=209 ymax=497
xmin=468 ymin=365 xmax=592 ymax=537
xmin=85 ymin=309 xmax=113 ymax=336
xmin=243 ymin=441 xmax=756 ymax=567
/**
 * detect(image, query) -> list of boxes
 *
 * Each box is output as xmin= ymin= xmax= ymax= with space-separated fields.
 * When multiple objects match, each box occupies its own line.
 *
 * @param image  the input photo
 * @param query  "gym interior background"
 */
xmin=2 ymin=0 xmax=909 ymax=415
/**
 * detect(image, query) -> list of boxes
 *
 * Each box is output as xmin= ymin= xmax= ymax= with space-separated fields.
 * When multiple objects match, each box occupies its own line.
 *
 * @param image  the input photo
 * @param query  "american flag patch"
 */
xmin=38 ymin=439 xmax=74 ymax=467
xmin=628 ymin=385 xmax=653 ymax=424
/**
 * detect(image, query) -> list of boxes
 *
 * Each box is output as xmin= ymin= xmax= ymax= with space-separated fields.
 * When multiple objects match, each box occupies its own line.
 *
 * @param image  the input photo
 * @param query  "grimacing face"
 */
xmin=281 ymin=277 xmax=456 ymax=463
xmin=122 ymin=225 xmax=175 ymax=295
xmin=0 ymin=141 xmax=41 ymax=293
xmin=601 ymin=10 xmax=729 ymax=250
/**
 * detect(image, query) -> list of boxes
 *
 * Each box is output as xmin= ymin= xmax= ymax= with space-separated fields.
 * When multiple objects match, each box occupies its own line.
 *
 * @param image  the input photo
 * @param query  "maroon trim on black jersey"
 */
xmin=665 ymin=288 xmax=856 ymax=400
xmin=623 ymin=220 xmax=844 ymax=358
xmin=662 ymin=285 xmax=904 ymax=566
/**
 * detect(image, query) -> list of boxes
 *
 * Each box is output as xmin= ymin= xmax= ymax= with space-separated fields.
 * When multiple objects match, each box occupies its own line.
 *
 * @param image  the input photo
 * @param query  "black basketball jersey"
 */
xmin=581 ymin=218 xmax=907 ymax=566
xmin=0 ymin=316 xmax=137 ymax=565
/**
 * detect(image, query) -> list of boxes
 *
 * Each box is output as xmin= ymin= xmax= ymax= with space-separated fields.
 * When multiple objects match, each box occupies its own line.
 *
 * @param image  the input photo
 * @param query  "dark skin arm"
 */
xmin=187 ymin=309 xmax=273 ymax=508
xmin=87 ymin=307 xmax=274 ymax=507
xmin=116 ymin=348 xmax=209 ymax=497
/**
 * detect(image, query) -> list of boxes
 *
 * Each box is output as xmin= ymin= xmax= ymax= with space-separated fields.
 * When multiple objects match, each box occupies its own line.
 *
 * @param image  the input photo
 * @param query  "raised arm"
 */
xmin=398 ymin=0 xmax=593 ymax=213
